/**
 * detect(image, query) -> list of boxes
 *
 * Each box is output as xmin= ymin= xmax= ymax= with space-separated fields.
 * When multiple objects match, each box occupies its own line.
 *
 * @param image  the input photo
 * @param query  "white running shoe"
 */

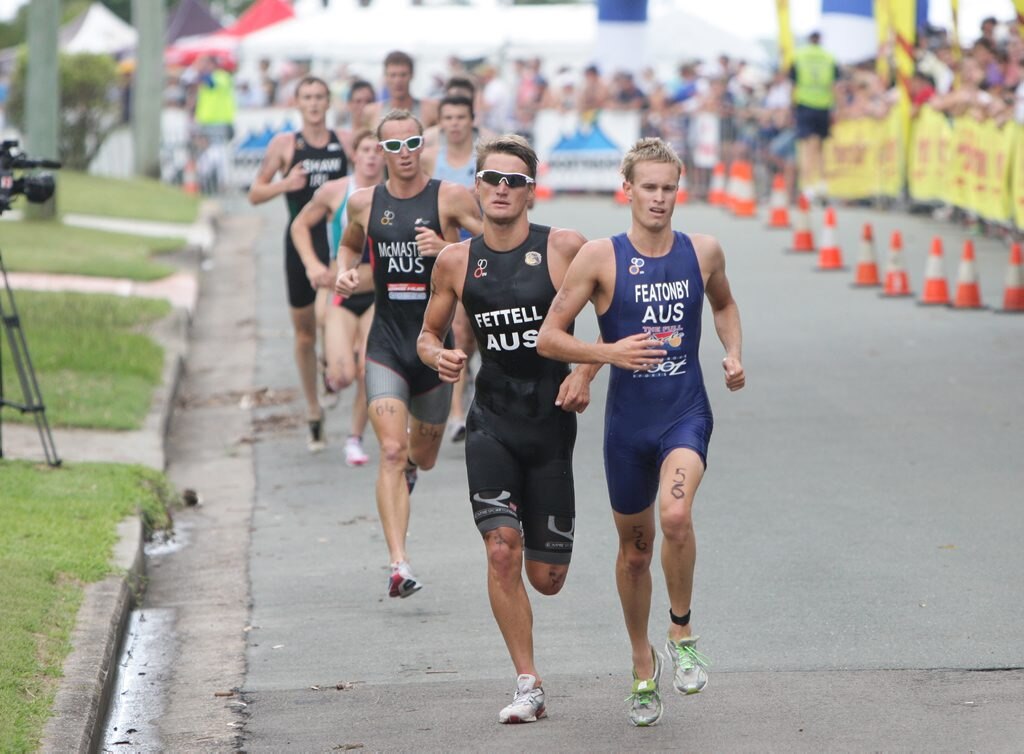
xmin=499 ymin=674 xmax=546 ymax=724
xmin=627 ymin=648 xmax=663 ymax=727
xmin=665 ymin=635 xmax=710 ymax=695
xmin=344 ymin=436 xmax=369 ymax=467
xmin=448 ymin=419 xmax=466 ymax=443
xmin=387 ymin=561 xmax=422 ymax=598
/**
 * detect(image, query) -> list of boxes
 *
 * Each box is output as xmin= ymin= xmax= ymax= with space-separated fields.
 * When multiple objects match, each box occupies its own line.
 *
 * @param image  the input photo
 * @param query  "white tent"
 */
xmin=61 ymin=2 xmax=137 ymax=55
xmin=239 ymin=2 xmax=767 ymax=78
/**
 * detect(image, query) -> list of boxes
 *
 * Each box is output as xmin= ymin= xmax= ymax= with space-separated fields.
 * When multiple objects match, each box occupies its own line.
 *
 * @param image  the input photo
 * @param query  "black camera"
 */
xmin=0 ymin=139 xmax=61 ymax=214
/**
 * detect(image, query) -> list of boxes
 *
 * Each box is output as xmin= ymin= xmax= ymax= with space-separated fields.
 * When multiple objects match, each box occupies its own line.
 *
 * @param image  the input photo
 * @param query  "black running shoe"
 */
xmin=307 ymin=414 xmax=326 ymax=453
xmin=404 ymin=460 xmax=418 ymax=493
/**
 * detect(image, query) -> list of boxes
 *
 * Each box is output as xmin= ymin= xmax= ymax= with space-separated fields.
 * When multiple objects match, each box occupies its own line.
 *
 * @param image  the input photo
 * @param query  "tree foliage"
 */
xmin=7 ymin=52 xmax=119 ymax=170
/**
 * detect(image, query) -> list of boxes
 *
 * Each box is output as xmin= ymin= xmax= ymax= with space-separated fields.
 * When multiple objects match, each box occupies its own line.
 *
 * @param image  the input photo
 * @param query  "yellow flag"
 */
xmin=875 ymin=0 xmax=891 ymax=82
xmin=951 ymin=0 xmax=961 ymax=63
xmin=777 ymin=0 xmax=795 ymax=72
xmin=1014 ymin=0 xmax=1024 ymax=37
xmin=889 ymin=0 xmax=915 ymax=92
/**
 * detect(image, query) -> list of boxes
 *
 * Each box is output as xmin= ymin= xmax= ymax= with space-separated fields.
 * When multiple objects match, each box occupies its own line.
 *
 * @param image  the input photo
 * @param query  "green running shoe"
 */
xmin=665 ymin=635 xmax=710 ymax=695
xmin=626 ymin=648 xmax=663 ymax=727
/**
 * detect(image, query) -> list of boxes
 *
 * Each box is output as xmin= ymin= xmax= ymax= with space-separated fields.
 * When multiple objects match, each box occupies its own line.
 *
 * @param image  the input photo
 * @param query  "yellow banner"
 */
xmin=777 ymin=0 xmax=795 ymax=72
xmin=1015 ymin=0 xmax=1024 ymax=36
xmin=908 ymin=105 xmax=952 ymax=203
xmin=1012 ymin=123 xmax=1024 ymax=228
xmin=823 ymin=110 xmax=904 ymax=200
xmin=944 ymin=116 xmax=1015 ymax=223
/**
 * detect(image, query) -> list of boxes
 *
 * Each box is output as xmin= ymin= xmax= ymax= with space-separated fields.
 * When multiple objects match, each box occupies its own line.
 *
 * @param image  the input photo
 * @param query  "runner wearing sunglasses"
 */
xmin=537 ymin=138 xmax=745 ymax=727
xmin=248 ymin=75 xmax=348 ymax=452
xmin=417 ymin=135 xmax=598 ymax=724
xmin=335 ymin=109 xmax=481 ymax=599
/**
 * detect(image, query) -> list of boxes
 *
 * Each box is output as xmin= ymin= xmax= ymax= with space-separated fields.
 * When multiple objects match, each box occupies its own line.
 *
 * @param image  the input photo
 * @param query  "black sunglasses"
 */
xmin=379 ymin=135 xmax=424 ymax=153
xmin=476 ymin=170 xmax=536 ymax=188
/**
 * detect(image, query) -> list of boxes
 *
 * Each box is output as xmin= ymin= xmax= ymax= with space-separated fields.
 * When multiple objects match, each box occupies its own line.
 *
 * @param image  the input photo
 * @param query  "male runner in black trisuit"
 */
xmin=418 ymin=135 xmax=597 ymax=723
xmin=335 ymin=109 xmax=481 ymax=598
xmin=249 ymin=75 xmax=348 ymax=451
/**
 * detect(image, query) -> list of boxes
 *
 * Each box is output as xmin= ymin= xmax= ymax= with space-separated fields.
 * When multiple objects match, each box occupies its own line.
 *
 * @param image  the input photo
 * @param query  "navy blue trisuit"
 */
xmin=597 ymin=231 xmax=714 ymax=516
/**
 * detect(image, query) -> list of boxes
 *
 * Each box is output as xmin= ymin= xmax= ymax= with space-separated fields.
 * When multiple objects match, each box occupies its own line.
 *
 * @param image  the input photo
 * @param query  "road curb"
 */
xmin=38 ymin=516 xmax=145 ymax=754
xmin=148 ymin=305 xmax=189 ymax=472
xmin=36 ymin=199 xmax=222 ymax=750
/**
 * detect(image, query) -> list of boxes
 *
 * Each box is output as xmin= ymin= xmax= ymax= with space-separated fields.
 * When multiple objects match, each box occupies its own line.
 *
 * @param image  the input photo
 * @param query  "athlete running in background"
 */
xmin=335 ymin=109 xmax=481 ymax=598
xmin=422 ymin=94 xmax=481 ymax=442
xmin=249 ymin=76 xmax=348 ymax=452
xmin=291 ymin=129 xmax=385 ymax=467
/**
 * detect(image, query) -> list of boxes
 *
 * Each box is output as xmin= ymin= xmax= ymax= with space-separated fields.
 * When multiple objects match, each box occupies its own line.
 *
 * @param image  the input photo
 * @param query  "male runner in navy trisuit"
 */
xmin=538 ymin=137 xmax=745 ymax=727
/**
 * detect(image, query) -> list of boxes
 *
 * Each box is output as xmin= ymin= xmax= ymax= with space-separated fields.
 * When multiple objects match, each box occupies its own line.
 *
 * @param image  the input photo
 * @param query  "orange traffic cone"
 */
xmin=952 ymin=239 xmax=985 ymax=309
xmin=766 ymin=174 xmax=790 ymax=229
xmin=852 ymin=222 xmax=880 ymax=286
xmin=532 ymin=162 xmax=553 ymax=201
xmin=816 ymin=207 xmax=845 ymax=270
xmin=789 ymin=193 xmax=815 ymax=253
xmin=183 ymin=158 xmax=199 ymax=195
xmin=708 ymin=163 xmax=727 ymax=206
xmin=729 ymin=161 xmax=757 ymax=217
xmin=614 ymin=186 xmax=628 ymax=204
xmin=676 ymin=166 xmax=689 ymax=205
xmin=919 ymin=236 xmax=951 ymax=306
xmin=881 ymin=230 xmax=913 ymax=297
xmin=998 ymin=242 xmax=1024 ymax=313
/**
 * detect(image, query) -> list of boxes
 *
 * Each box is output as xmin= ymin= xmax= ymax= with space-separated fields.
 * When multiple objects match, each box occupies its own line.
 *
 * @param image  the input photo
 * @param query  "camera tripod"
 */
xmin=0 ymin=247 xmax=61 ymax=466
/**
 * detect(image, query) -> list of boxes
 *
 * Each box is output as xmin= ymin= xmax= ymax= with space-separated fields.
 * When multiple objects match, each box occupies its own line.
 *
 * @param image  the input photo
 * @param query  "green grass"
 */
xmin=0 ymin=219 xmax=180 ymax=281
xmin=0 ymin=460 xmax=174 ymax=754
xmin=56 ymin=171 xmax=200 ymax=225
xmin=1 ymin=291 xmax=169 ymax=429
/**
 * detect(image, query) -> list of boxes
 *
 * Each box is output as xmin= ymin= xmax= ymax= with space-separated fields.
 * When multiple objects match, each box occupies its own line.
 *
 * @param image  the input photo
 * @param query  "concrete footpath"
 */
xmin=19 ymin=192 xmax=1024 ymax=752
xmin=2 ymin=205 xmax=216 ymax=753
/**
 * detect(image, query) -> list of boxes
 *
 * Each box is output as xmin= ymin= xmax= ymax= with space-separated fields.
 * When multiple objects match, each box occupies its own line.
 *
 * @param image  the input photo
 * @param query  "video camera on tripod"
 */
xmin=0 ymin=139 xmax=60 ymax=214
xmin=0 ymin=139 xmax=62 ymax=465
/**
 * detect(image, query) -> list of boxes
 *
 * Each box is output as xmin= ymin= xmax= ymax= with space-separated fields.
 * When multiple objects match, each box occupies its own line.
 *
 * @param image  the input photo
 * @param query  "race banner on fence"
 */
xmin=944 ymin=116 xmax=1014 ymax=224
xmin=823 ymin=109 xmax=903 ymax=200
xmin=908 ymin=105 xmax=952 ymax=204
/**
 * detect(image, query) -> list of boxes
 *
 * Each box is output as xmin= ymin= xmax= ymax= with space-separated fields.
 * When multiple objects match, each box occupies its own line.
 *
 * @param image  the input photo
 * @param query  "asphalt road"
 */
xmin=184 ymin=193 xmax=1024 ymax=752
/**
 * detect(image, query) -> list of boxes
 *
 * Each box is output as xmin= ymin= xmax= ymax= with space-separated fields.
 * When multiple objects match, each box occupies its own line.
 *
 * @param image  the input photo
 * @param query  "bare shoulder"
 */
xmin=314 ymin=176 xmax=349 ymax=206
xmin=346 ymin=184 xmax=375 ymax=220
xmin=266 ymin=132 xmax=293 ymax=159
xmin=548 ymin=227 xmax=588 ymax=259
xmin=434 ymin=238 xmax=470 ymax=275
xmin=439 ymin=179 xmax=473 ymax=200
xmin=578 ymin=237 xmax=615 ymax=265
xmin=688 ymin=232 xmax=725 ymax=269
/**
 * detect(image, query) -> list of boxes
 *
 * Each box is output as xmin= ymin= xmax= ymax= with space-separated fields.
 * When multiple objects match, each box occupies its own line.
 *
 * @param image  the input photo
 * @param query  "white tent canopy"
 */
xmin=61 ymin=2 xmax=137 ymax=55
xmin=240 ymin=1 xmax=768 ymax=80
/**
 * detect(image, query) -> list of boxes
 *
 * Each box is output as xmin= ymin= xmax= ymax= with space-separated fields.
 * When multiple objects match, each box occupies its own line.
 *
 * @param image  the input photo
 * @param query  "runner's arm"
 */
xmin=290 ymin=183 xmax=337 ymax=288
xmin=694 ymin=234 xmax=745 ymax=391
xmin=417 ymin=244 xmax=466 ymax=383
xmin=538 ymin=242 xmax=666 ymax=370
xmin=335 ymin=191 xmax=370 ymax=296
xmin=247 ymin=135 xmax=305 ymax=205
